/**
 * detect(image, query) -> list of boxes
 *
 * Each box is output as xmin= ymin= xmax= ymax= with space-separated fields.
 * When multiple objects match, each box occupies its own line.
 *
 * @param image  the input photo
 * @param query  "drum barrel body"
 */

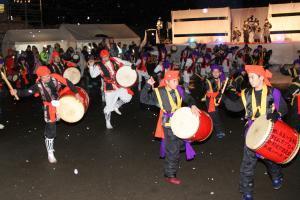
xmin=57 ymin=87 xmax=89 ymax=123
xmin=170 ymin=107 xmax=213 ymax=142
xmin=247 ymin=118 xmax=300 ymax=164
xmin=191 ymin=111 xmax=213 ymax=142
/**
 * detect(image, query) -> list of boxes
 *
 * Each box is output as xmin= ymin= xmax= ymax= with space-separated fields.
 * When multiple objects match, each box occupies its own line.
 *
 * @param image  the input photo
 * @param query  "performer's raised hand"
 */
xmin=147 ymin=76 xmax=156 ymax=86
xmin=9 ymin=89 xmax=17 ymax=97
xmin=191 ymin=105 xmax=200 ymax=117
xmin=87 ymin=59 xmax=95 ymax=66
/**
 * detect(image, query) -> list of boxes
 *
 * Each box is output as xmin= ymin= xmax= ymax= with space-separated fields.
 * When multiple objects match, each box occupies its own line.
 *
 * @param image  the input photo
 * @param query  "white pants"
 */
xmin=137 ymin=70 xmax=150 ymax=90
xmin=104 ymin=88 xmax=132 ymax=114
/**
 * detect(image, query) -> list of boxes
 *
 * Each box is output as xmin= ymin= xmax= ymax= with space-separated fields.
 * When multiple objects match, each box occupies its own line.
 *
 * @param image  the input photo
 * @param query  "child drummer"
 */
xmin=140 ymin=70 xmax=200 ymax=185
xmin=10 ymin=66 xmax=80 ymax=164
xmin=204 ymin=64 xmax=226 ymax=139
xmin=239 ymin=65 xmax=288 ymax=200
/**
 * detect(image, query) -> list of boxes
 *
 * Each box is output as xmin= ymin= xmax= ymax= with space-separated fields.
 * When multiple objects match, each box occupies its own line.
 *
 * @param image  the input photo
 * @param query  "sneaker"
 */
xmin=272 ymin=177 xmax=283 ymax=190
xmin=114 ymin=108 xmax=122 ymax=115
xmin=242 ymin=193 xmax=253 ymax=200
xmin=165 ymin=177 xmax=181 ymax=185
xmin=216 ymin=132 xmax=225 ymax=139
xmin=0 ymin=123 xmax=4 ymax=129
xmin=106 ymin=120 xmax=113 ymax=129
xmin=48 ymin=152 xmax=57 ymax=164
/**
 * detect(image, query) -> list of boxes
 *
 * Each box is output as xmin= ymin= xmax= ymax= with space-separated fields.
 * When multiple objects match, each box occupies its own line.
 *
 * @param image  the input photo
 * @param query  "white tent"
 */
xmin=60 ymin=24 xmax=140 ymax=49
xmin=1 ymin=28 xmax=76 ymax=56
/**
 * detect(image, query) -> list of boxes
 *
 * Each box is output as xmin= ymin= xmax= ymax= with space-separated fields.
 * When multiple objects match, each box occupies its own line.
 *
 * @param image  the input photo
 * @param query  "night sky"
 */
xmin=41 ymin=0 xmax=300 ymax=35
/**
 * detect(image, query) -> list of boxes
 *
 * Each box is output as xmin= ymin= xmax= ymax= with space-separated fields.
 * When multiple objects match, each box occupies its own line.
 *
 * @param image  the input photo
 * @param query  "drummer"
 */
xmin=48 ymin=51 xmax=65 ymax=75
xmin=88 ymin=49 xmax=134 ymax=129
xmin=140 ymin=70 xmax=200 ymax=185
xmin=9 ymin=66 xmax=80 ymax=164
xmin=204 ymin=64 xmax=226 ymax=139
xmin=239 ymin=65 xmax=288 ymax=200
xmin=228 ymin=68 xmax=248 ymax=95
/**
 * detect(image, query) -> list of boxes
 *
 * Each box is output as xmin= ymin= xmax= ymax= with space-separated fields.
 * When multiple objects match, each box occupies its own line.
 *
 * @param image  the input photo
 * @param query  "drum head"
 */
xmin=246 ymin=115 xmax=273 ymax=150
xmin=57 ymin=96 xmax=85 ymax=123
xmin=63 ymin=67 xmax=81 ymax=85
xmin=170 ymin=107 xmax=200 ymax=139
xmin=116 ymin=66 xmax=137 ymax=88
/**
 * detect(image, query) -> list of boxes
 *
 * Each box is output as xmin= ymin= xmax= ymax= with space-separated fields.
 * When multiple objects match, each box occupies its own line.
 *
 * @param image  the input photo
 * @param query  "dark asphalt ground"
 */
xmin=0 ymin=79 xmax=299 ymax=200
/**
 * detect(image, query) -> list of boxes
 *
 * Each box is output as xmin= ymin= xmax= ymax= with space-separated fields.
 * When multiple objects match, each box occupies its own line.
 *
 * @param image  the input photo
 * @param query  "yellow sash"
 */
xmin=251 ymin=84 xmax=268 ymax=119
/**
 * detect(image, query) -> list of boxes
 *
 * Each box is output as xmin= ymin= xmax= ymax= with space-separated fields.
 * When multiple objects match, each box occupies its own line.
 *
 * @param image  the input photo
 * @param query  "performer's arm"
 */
xmin=154 ymin=64 xmax=162 ymax=74
xmin=112 ymin=57 xmax=132 ymax=67
xmin=88 ymin=60 xmax=101 ymax=78
xmin=16 ymin=84 xmax=39 ymax=97
xmin=50 ymin=73 xmax=79 ymax=94
xmin=277 ymin=94 xmax=288 ymax=117
xmin=140 ymin=78 xmax=159 ymax=107
xmin=182 ymin=89 xmax=196 ymax=106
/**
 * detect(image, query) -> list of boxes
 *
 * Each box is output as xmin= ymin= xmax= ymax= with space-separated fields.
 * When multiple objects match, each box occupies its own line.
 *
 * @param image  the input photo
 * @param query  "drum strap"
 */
xmin=166 ymin=89 xmax=182 ymax=112
xmin=154 ymin=87 xmax=182 ymax=127
xmin=206 ymin=78 xmax=221 ymax=92
xmin=154 ymin=87 xmax=182 ymax=113
xmin=251 ymin=84 xmax=268 ymax=120
xmin=154 ymin=88 xmax=164 ymax=111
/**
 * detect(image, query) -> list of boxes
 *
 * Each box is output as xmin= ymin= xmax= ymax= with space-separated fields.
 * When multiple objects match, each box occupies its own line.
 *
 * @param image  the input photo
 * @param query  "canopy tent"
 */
xmin=60 ymin=24 xmax=140 ymax=49
xmin=1 ymin=28 xmax=76 ymax=56
xmin=1 ymin=24 xmax=140 ymax=56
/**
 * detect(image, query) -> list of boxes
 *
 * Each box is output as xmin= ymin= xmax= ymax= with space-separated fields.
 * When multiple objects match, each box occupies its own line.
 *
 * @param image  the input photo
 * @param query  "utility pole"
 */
xmin=39 ymin=0 xmax=43 ymax=28
xmin=24 ymin=0 xmax=28 ymax=28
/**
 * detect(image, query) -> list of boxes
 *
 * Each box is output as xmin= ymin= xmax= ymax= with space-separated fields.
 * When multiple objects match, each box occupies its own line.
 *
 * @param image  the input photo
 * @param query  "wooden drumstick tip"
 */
xmin=1 ymin=71 xmax=19 ymax=100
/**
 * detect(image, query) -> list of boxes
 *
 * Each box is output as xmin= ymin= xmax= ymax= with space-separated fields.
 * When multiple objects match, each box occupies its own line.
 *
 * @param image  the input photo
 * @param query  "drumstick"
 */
xmin=0 ymin=71 xmax=19 ymax=100
xmin=194 ymin=73 xmax=204 ymax=79
xmin=292 ymin=89 xmax=299 ymax=96
xmin=217 ymin=77 xmax=229 ymax=105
